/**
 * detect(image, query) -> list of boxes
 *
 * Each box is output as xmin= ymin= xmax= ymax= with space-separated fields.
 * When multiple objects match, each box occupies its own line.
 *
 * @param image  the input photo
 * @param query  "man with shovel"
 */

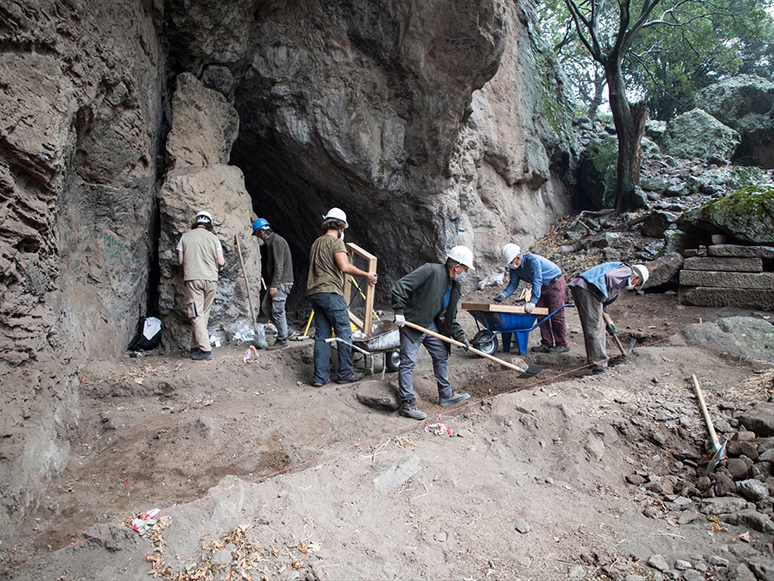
xmin=391 ymin=246 xmax=473 ymax=420
xmin=569 ymin=262 xmax=648 ymax=374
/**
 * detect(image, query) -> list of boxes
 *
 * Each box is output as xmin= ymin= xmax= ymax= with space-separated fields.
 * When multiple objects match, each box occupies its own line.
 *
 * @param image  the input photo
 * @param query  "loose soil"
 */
xmin=3 ymin=285 xmax=774 ymax=580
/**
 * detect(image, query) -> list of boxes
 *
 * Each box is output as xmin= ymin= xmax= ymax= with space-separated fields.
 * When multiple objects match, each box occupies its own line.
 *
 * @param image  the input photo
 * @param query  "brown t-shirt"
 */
xmin=306 ymin=234 xmax=347 ymax=295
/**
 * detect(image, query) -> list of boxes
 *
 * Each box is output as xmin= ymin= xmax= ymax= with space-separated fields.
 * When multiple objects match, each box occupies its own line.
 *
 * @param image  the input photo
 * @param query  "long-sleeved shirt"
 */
xmin=569 ymin=262 xmax=633 ymax=312
xmin=265 ymin=232 xmax=294 ymax=287
xmin=502 ymin=253 xmax=562 ymax=303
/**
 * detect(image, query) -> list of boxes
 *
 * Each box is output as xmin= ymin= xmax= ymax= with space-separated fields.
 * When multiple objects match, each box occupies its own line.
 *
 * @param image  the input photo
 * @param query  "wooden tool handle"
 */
xmin=602 ymin=312 xmax=627 ymax=355
xmin=692 ymin=374 xmax=720 ymax=450
xmin=404 ymin=321 xmax=526 ymax=373
xmin=235 ymin=235 xmax=257 ymax=324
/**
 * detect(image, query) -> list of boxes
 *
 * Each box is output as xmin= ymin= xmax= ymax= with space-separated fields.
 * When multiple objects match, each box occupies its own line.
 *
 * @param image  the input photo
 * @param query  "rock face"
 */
xmin=659 ymin=109 xmax=740 ymax=161
xmin=696 ymin=75 xmax=774 ymax=168
xmin=678 ymin=185 xmax=774 ymax=245
xmin=0 ymin=0 xmax=575 ymax=531
xmin=577 ymin=136 xmax=618 ymax=209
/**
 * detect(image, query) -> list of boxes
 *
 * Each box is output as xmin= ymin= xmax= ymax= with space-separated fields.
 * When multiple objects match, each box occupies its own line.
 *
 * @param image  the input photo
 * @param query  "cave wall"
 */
xmin=0 ymin=0 xmax=165 ymax=534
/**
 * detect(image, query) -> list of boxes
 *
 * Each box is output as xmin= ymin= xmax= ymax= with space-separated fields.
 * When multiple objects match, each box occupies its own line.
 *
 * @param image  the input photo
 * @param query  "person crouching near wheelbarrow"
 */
xmin=569 ymin=263 xmax=648 ymax=375
xmin=495 ymin=244 xmax=570 ymax=354
xmin=390 ymin=246 xmax=475 ymax=420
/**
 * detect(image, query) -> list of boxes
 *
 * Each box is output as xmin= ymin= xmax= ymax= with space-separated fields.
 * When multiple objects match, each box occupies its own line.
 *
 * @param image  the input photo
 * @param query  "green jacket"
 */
xmin=265 ymin=232 xmax=294 ymax=286
xmin=391 ymin=263 xmax=465 ymax=344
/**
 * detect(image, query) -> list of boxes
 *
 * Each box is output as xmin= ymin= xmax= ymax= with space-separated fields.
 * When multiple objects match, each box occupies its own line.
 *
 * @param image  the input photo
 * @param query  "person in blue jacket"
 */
xmin=495 ymin=244 xmax=569 ymax=353
xmin=569 ymin=262 xmax=649 ymax=374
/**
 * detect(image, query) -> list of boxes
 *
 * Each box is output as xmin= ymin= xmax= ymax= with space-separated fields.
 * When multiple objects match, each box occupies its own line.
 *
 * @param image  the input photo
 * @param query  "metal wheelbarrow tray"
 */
xmin=462 ymin=302 xmax=572 ymax=356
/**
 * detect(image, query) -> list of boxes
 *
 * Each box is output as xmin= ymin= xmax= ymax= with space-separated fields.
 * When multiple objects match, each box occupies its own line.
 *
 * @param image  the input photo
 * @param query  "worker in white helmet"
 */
xmin=569 ymin=262 xmax=649 ymax=374
xmin=306 ymin=208 xmax=377 ymax=387
xmin=390 ymin=246 xmax=473 ymax=420
xmin=177 ymin=211 xmax=225 ymax=360
xmin=495 ymin=243 xmax=569 ymax=354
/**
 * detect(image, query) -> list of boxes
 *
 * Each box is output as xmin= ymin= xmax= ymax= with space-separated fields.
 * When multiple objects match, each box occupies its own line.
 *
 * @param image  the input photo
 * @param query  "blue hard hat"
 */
xmin=252 ymin=218 xmax=270 ymax=234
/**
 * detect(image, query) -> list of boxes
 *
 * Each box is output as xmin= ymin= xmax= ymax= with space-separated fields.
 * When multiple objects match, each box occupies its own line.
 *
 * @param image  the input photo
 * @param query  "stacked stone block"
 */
xmin=678 ymin=244 xmax=774 ymax=309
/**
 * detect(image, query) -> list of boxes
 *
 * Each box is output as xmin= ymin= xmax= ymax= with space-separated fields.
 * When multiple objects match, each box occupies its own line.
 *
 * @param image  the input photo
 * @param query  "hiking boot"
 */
xmin=592 ymin=367 xmax=608 ymax=375
xmin=439 ymin=392 xmax=470 ymax=407
xmin=400 ymin=401 xmax=427 ymax=420
xmin=530 ymin=344 xmax=551 ymax=353
xmin=550 ymin=345 xmax=570 ymax=354
xmin=313 ymin=379 xmax=329 ymax=388
xmin=190 ymin=347 xmax=201 ymax=356
xmin=192 ymin=350 xmax=212 ymax=361
xmin=336 ymin=372 xmax=364 ymax=384
xmin=270 ymin=339 xmax=289 ymax=349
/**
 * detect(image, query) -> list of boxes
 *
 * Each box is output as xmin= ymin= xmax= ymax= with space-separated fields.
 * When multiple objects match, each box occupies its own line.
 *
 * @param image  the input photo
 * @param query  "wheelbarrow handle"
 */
xmin=404 ymin=321 xmax=528 ymax=374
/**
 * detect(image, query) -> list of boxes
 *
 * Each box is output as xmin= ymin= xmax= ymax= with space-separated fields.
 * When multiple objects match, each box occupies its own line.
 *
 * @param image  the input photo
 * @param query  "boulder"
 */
xmin=641 ymin=252 xmax=683 ymax=289
xmin=673 ymin=317 xmax=774 ymax=362
xmin=661 ymin=230 xmax=692 ymax=255
xmin=578 ymin=137 xmax=618 ymax=209
xmin=645 ymin=120 xmax=666 ymax=141
xmin=659 ymin=108 xmax=740 ymax=161
xmin=677 ymin=185 xmax=774 ymax=245
xmin=641 ymin=211 xmax=677 ymax=238
xmin=640 ymin=176 xmax=668 ymax=193
xmin=696 ymin=75 xmax=774 ymax=168
xmin=722 ymin=509 xmax=774 ymax=533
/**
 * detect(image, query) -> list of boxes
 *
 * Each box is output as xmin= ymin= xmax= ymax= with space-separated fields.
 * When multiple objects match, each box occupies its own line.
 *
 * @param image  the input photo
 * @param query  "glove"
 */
xmin=524 ymin=302 xmax=535 ymax=314
xmin=394 ymin=313 xmax=406 ymax=327
xmin=606 ymin=323 xmax=616 ymax=336
xmin=494 ymin=293 xmax=505 ymax=303
xmin=460 ymin=338 xmax=470 ymax=351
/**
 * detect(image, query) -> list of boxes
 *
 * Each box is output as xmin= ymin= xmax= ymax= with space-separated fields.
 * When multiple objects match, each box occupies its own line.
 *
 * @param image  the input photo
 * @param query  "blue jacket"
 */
xmin=570 ymin=262 xmax=634 ymax=311
xmin=502 ymin=254 xmax=562 ymax=303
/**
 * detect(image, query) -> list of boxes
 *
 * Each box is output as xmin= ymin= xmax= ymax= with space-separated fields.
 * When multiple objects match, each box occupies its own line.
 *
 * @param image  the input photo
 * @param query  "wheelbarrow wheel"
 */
xmin=472 ymin=330 xmax=498 ymax=356
xmin=385 ymin=349 xmax=400 ymax=373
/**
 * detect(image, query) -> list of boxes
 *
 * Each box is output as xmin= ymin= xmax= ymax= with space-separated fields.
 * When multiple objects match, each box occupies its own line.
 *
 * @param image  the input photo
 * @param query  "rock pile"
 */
xmin=678 ymin=244 xmax=774 ymax=310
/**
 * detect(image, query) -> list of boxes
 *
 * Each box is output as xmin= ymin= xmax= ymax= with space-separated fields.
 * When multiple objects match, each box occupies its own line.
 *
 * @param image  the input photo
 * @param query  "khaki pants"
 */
xmin=186 ymin=279 xmax=217 ymax=351
xmin=570 ymin=285 xmax=607 ymax=371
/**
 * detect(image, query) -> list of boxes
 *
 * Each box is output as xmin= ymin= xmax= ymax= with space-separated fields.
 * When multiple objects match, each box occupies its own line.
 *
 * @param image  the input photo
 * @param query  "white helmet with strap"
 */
xmin=323 ymin=207 xmax=348 ymax=228
xmin=196 ymin=211 xmax=213 ymax=224
xmin=447 ymin=245 xmax=475 ymax=270
xmin=501 ymin=243 xmax=521 ymax=265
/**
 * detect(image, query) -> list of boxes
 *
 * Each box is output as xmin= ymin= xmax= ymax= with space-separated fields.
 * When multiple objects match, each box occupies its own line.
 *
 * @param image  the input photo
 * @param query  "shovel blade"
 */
xmin=704 ymin=439 xmax=728 ymax=476
xmin=518 ymin=364 xmax=543 ymax=379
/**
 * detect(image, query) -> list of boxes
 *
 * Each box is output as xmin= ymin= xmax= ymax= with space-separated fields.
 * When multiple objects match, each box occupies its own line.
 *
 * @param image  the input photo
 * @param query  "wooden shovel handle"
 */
xmin=602 ymin=312 xmax=627 ymax=355
xmin=692 ymin=374 xmax=721 ymax=451
xmin=404 ymin=321 xmax=527 ymax=373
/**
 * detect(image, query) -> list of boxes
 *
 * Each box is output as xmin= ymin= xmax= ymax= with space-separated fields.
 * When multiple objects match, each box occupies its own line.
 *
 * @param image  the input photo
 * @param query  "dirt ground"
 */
xmin=3 ymin=282 xmax=774 ymax=580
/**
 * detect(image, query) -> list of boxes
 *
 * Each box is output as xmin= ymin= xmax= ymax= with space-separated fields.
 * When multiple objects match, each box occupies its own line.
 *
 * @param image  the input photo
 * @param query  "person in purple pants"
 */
xmin=495 ymin=244 xmax=569 ymax=354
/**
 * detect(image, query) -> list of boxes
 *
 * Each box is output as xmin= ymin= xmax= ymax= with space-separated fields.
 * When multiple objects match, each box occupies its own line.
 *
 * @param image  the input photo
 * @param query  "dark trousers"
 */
xmin=535 ymin=276 xmax=568 ymax=348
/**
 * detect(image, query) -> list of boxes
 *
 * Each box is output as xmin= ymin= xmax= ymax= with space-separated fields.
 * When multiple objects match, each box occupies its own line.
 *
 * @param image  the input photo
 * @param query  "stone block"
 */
xmin=708 ymin=244 xmax=774 ymax=259
xmin=740 ymin=404 xmax=774 ymax=437
xmin=683 ymin=256 xmax=763 ymax=272
xmin=679 ymin=270 xmax=774 ymax=289
xmin=678 ymin=287 xmax=774 ymax=310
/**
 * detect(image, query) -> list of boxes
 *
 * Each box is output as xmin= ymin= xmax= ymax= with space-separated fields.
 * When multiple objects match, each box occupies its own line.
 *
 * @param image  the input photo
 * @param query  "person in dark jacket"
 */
xmin=253 ymin=218 xmax=295 ymax=348
xmin=391 ymin=246 xmax=474 ymax=420
xmin=569 ymin=262 xmax=649 ymax=374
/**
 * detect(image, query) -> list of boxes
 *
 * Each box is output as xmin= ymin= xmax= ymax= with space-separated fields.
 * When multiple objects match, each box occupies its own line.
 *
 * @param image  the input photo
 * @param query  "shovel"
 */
xmin=602 ymin=312 xmax=635 ymax=356
xmin=691 ymin=374 xmax=727 ymax=475
xmin=404 ymin=321 xmax=542 ymax=378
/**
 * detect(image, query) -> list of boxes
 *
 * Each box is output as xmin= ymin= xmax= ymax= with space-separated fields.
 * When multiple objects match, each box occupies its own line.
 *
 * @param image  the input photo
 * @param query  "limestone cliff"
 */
xmin=0 ymin=0 xmax=574 ymax=536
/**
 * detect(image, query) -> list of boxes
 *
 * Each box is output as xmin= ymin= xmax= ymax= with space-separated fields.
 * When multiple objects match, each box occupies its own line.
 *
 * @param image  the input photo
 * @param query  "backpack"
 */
xmin=128 ymin=317 xmax=162 ymax=351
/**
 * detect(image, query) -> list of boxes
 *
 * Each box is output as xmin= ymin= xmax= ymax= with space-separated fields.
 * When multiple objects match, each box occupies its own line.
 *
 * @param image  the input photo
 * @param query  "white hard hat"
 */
xmin=196 ymin=211 xmax=213 ymax=224
xmin=323 ymin=207 xmax=348 ymax=228
xmin=632 ymin=264 xmax=649 ymax=286
xmin=447 ymin=245 xmax=475 ymax=270
xmin=502 ymin=243 xmax=521 ymax=265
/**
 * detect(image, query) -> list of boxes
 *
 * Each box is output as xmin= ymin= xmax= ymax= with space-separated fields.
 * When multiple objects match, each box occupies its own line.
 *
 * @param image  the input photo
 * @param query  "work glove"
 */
xmin=460 ymin=338 xmax=470 ymax=351
xmin=394 ymin=313 xmax=406 ymax=327
xmin=606 ymin=323 xmax=616 ymax=336
xmin=494 ymin=293 xmax=505 ymax=303
xmin=524 ymin=302 xmax=535 ymax=314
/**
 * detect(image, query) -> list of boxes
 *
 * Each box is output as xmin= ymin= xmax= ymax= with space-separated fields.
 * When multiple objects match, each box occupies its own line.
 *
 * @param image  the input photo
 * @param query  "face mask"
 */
xmin=626 ymin=277 xmax=636 ymax=290
xmin=257 ymin=237 xmax=265 ymax=246
xmin=456 ymin=269 xmax=468 ymax=281
xmin=339 ymin=231 xmax=345 ymax=241
xmin=508 ymin=263 xmax=518 ymax=270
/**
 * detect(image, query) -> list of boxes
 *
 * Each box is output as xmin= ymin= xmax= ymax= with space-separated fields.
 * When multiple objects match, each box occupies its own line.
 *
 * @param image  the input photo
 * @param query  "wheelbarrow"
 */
xmin=325 ymin=319 xmax=401 ymax=377
xmin=462 ymin=302 xmax=574 ymax=356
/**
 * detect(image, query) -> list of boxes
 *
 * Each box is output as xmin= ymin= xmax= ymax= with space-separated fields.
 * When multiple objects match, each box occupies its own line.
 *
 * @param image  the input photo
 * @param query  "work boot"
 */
xmin=592 ymin=367 xmax=607 ymax=375
xmin=400 ymin=400 xmax=427 ymax=420
xmin=192 ymin=350 xmax=212 ymax=361
xmin=336 ymin=371 xmax=364 ymax=384
xmin=439 ymin=392 xmax=470 ymax=408
xmin=190 ymin=347 xmax=201 ymax=356
xmin=313 ymin=379 xmax=329 ymax=388
xmin=550 ymin=345 xmax=570 ymax=354
xmin=530 ymin=344 xmax=551 ymax=353
xmin=270 ymin=339 xmax=289 ymax=349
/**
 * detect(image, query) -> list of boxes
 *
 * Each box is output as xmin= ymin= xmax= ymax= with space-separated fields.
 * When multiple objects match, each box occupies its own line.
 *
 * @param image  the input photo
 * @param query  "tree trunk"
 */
xmin=586 ymin=72 xmax=605 ymax=120
xmin=605 ymin=62 xmax=648 ymax=212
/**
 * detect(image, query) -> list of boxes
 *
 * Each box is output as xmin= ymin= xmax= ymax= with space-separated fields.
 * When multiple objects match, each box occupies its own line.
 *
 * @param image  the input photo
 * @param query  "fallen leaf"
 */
xmin=711 ymin=522 xmax=727 ymax=532
xmin=134 ymin=377 xmax=144 ymax=385
xmin=662 ymin=357 xmax=673 ymax=362
xmin=202 ymin=400 xmax=213 ymax=406
xmin=740 ymin=531 xmax=754 ymax=543
xmin=292 ymin=560 xmax=302 ymax=569
xmin=272 ymin=545 xmax=280 ymax=557
xmin=253 ymin=391 xmax=263 ymax=396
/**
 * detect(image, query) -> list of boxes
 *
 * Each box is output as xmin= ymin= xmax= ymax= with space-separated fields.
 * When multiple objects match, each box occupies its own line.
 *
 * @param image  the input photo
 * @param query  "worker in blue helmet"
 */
xmin=252 ymin=217 xmax=294 ymax=348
